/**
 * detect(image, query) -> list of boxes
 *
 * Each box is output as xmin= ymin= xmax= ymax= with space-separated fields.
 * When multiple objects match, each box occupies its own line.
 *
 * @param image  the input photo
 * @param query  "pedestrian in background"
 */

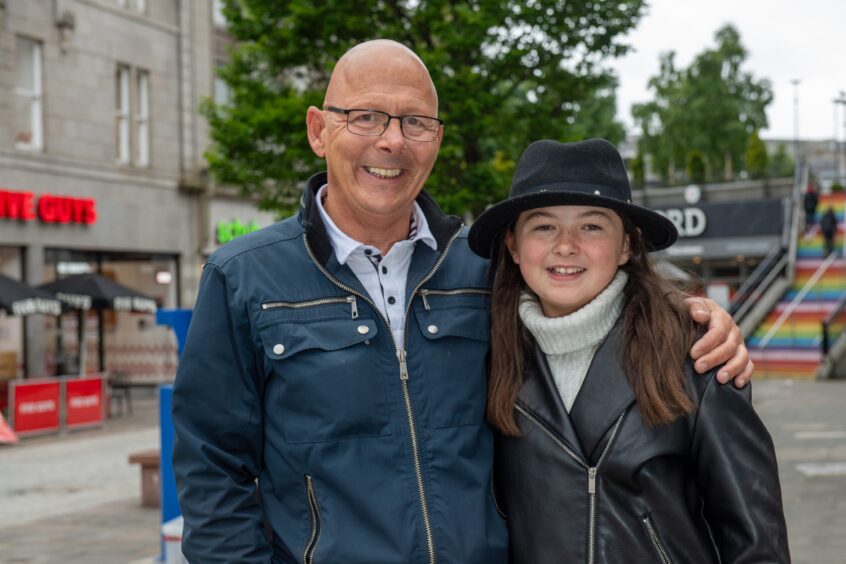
xmin=821 ymin=206 xmax=838 ymax=256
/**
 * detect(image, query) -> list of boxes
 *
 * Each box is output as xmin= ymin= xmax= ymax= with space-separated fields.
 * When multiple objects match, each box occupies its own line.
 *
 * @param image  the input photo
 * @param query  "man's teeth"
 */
xmin=366 ymin=167 xmax=402 ymax=178
xmin=550 ymin=266 xmax=585 ymax=275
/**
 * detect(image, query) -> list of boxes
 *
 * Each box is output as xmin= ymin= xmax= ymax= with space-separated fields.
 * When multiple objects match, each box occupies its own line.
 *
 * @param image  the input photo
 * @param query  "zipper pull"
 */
xmin=347 ymin=295 xmax=358 ymax=319
xmin=397 ymin=349 xmax=409 ymax=381
xmin=420 ymin=289 xmax=431 ymax=311
xmin=588 ymin=467 xmax=597 ymax=494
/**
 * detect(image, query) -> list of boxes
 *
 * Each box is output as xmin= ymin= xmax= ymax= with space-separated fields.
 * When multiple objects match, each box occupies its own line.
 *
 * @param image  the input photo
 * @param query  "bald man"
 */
xmin=172 ymin=40 xmax=750 ymax=563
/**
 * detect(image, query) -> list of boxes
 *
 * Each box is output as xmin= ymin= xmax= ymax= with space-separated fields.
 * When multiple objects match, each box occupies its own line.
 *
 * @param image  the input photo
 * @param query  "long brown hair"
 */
xmin=487 ymin=213 xmax=699 ymax=436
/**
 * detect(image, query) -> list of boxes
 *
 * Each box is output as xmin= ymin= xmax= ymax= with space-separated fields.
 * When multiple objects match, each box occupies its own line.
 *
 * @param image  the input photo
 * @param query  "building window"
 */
xmin=116 ymin=0 xmax=145 ymax=12
xmin=14 ymin=37 xmax=43 ymax=151
xmin=116 ymin=65 xmax=130 ymax=164
xmin=213 ymin=0 xmax=227 ymax=28
xmin=135 ymin=70 xmax=150 ymax=166
xmin=214 ymin=75 xmax=231 ymax=106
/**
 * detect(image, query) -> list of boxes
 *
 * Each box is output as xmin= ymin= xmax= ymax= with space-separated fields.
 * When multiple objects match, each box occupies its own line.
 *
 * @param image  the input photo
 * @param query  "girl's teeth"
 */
xmin=551 ymin=267 xmax=584 ymax=275
xmin=366 ymin=167 xmax=401 ymax=178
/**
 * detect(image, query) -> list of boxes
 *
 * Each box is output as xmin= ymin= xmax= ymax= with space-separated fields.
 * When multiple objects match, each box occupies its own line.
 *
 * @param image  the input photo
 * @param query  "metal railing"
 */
xmin=821 ymin=290 xmax=846 ymax=356
xmin=730 ymin=244 xmax=788 ymax=321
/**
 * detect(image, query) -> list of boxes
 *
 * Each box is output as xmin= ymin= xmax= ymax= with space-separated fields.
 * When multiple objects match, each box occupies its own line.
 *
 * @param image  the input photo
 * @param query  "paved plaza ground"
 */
xmin=1 ymin=379 xmax=845 ymax=563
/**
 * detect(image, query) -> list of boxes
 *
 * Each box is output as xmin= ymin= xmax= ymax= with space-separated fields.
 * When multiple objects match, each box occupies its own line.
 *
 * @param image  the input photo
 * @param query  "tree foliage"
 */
xmin=770 ymin=143 xmax=794 ymax=177
xmin=205 ymin=0 xmax=645 ymax=216
xmin=632 ymin=24 xmax=773 ymax=185
xmin=744 ymin=131 xmax=769 ymax=179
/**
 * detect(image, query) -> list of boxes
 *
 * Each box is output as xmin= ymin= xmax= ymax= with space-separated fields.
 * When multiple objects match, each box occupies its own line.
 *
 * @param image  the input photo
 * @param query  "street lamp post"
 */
xmin=792 ymin=79 xmax=801 ymax=186
xmin=838 ymin=92 xmax=846 ymax=186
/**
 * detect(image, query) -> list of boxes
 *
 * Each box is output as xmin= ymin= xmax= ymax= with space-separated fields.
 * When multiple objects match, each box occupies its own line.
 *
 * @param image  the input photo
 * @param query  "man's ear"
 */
xmin=306 ymin=106 xmax=326 ymax=157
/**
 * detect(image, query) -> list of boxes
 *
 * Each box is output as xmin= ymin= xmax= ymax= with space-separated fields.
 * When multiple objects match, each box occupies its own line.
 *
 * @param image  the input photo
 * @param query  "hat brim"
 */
xmin=467 ymin=190 xmax=678 ymax=259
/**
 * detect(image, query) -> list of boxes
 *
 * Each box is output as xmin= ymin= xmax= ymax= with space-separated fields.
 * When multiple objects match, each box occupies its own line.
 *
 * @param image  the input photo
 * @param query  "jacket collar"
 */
xmin=300 ymin=172 xmax=462 ymax=270
xmin=569 ymin=322 xmax=636 ymax=462
xmin=517 ymin=321 xmax=635 ymax=463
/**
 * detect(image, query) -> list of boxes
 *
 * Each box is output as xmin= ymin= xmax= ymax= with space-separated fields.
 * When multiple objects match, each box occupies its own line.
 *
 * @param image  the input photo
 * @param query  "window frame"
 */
xmin=115 ymin=65 xmax=131 ymax=164
xmin=14 ymin=37 xmax=44 ymax=152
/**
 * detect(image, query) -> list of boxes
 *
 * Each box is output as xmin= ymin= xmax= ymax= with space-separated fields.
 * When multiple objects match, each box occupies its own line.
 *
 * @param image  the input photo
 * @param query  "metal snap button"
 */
xmin=357 ymin=325 xmax=369 ymax=335
xmin=427 ymin=325 xmax=439 ymax=334
xmin=272 ymin=344 xmax=285 ymax=355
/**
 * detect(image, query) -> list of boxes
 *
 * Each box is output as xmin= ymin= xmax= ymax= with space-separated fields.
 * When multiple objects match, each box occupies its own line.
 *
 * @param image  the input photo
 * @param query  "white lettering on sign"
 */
xmin=19 ymin=400 xmax=57 ymax=414
xmin=69 ymin=395 xmax=99 ymax=409
xmin=656 ymin=208 xmax=707 ymax=237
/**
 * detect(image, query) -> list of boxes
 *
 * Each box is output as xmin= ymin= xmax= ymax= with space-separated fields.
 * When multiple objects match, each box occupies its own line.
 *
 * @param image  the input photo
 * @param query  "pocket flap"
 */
xmin=259 ymin=318 xmax=378 ymax=360
xmin=414 ymin=307 xmax=489 ymax=342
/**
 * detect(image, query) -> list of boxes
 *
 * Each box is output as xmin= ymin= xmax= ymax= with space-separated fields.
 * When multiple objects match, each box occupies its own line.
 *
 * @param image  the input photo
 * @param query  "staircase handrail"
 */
xmin=757 ymin=251 xmax=839 ymax=348
xmin=821 ymin=280 xmax=846 ymax=355
xmin=730 ymin=246 xmax=787 ymax=320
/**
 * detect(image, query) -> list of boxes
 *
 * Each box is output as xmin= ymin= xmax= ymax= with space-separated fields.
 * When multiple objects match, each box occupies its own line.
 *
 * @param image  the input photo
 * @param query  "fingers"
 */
xmin=682 ymin=297 xmax=711 ymax=325
xmin=692 ymin=326 xmax=738 ymax=370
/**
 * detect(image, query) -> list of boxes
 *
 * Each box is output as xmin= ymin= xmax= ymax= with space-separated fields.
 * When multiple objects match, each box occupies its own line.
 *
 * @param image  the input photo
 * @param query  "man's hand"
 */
xmin=684 ymin=297 xmax=752 ymax=388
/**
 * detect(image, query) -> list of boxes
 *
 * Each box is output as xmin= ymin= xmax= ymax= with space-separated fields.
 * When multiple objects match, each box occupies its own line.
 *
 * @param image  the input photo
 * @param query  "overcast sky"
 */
xmin=607 ymin=0 xmax=846 ymax=141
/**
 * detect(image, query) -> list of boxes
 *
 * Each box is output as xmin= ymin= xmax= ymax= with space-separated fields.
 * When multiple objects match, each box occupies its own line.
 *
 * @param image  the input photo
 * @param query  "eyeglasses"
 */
xmin=326 ymin=106 xmax=443 ymax=142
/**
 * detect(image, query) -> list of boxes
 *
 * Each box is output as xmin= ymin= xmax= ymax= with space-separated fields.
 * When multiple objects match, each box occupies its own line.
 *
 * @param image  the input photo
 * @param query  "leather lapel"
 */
xmin=569 ymin=322 xmax=635 ymax=464
xmin=516 ymin=342 xmax=586 ymax=459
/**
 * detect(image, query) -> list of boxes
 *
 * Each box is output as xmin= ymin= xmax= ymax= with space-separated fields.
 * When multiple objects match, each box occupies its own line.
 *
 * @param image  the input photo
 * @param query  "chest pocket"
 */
xmin=258 ymin=317 xmax=391 ymax=443
xmin=413 ymin=289 xmax=490 ymax=428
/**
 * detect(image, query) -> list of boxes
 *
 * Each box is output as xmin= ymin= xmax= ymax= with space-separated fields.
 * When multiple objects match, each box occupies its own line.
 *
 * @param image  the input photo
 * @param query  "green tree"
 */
xmin=632 ymin=24 xmax=772 ymax=184
xmin=205 ymin=0 xmax=646 ymax=216
xmin=744 ymin=131 xmax=769 ymax=179
xmin=686 ymin=150 xmax=706 ymax=183
xmin=770 ymin=143 xmax=794 ymax=177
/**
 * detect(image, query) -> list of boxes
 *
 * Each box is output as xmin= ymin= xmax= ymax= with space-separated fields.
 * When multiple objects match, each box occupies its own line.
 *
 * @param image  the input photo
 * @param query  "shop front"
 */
xmin=653 ymin=198 xmax=789 ymax=307
xmin=0 ymin=169 xmax=200 ymax=381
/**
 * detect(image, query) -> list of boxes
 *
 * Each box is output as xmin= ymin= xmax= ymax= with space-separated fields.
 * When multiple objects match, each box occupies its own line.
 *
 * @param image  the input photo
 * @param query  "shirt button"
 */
xmin=427 ymin=325 xmax=439 ymax=335
xmin=272 ymin=344 xmax=285 ymax=355
xmin=364 ymin=249 xmax=373 ymax=255
xmin=357 ymin=325 xmax=369 ymax=335
xmin=387 ymin=296 xmax=396 ymax=305
xmin=382 ymin=266 xmax=388 ymax=274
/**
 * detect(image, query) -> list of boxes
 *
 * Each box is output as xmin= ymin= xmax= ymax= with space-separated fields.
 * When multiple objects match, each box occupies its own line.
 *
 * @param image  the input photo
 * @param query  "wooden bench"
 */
xmin=128 ymin=449 xmax=161 ymax=507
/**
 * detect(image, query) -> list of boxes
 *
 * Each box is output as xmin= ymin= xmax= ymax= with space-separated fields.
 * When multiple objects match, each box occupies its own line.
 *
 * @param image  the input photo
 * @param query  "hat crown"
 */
xmin=510 ymin=138 xmax=631 ymax=202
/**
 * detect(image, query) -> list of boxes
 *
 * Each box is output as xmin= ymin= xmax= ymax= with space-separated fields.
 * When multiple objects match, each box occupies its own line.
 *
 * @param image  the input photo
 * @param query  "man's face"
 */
xmin=307 ymin=52 xmax=442 ymax=222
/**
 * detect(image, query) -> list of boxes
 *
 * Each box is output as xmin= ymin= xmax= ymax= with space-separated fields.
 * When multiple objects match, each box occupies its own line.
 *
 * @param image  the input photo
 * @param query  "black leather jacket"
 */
xmin=494 ymin=326 xmax=790 ymax=564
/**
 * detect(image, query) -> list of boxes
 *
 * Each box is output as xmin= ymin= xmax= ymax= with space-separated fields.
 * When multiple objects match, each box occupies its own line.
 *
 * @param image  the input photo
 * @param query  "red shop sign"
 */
xmin=65 ymin=375 xmax=105 ymax=428
xmin=9 ymin=378 xmax=61 ymax=435
xmin=0 ymin=188 xmax=97 ymax=225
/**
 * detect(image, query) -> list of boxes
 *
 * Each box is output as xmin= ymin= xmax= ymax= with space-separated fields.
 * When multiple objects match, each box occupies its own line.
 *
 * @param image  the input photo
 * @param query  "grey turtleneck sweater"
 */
xmin=518 ymin=270 xmax=628 ymax=412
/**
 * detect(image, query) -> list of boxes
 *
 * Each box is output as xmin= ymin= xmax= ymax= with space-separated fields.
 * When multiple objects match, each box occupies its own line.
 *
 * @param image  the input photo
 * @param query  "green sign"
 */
xmin=217 ymin=219 xmax=261 ymax=244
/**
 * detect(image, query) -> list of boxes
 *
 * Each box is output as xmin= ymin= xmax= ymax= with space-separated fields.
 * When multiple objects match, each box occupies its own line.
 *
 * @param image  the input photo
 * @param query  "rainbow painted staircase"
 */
xmin=747 ymin=193 xmax=846 ymax=378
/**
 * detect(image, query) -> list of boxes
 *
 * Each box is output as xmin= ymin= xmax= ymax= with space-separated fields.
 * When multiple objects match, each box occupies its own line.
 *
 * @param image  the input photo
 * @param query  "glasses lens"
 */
xmin=346 ymin=110 xmax=389 ymax=135
xmin=401 ymin=116 xmax=441 ymax=141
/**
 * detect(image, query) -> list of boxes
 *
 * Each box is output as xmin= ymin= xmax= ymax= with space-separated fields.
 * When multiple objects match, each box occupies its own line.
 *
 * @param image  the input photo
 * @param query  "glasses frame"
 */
xmin=326 ymin=106 xmax=444 ymax=142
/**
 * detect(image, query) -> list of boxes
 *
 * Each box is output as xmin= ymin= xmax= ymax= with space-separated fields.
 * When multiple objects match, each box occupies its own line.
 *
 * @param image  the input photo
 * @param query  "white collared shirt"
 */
xmin=316 ymin=184 xmax=437 ymax=349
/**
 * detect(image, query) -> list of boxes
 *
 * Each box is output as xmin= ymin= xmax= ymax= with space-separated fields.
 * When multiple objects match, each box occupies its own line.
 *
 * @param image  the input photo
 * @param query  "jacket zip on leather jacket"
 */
xmin=495 ymin=324 xmax=790 ymax=564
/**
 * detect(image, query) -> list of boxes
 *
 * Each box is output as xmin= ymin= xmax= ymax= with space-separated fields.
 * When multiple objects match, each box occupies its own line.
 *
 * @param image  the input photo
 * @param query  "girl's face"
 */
xmin=506 ymin=205 xmax=630 ymax=318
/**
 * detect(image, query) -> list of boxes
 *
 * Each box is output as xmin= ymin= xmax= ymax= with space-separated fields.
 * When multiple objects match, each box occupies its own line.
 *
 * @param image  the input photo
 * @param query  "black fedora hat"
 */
xmin=468 ymin=138 xmax=678 ymax=258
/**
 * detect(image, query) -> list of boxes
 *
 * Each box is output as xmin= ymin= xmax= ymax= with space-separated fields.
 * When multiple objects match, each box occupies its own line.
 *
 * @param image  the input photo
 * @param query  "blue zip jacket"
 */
xmin=172 ymin=173 xmax=509 ymax=563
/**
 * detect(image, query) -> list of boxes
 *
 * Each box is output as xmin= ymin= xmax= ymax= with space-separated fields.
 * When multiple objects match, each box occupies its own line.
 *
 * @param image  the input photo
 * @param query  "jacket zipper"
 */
xmin=262 ymin=296 xmax=359 ymax=319
xmin=419 ymin=288 xmax=490 ymax=310
xmin=303 ymin=475 xmax=322 ymax=564
xmin=303 ymin=226 xmax=463 ymax=564
xmin=642 ymin=514 xmax=673 ymax=564
xmin=514 ymin=403 xmax=625 ymax=564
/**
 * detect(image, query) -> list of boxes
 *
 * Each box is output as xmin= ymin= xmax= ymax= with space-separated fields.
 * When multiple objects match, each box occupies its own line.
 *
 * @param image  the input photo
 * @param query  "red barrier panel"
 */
xmin=10 ymin=378 xmax=61 ymax=435
xmin=65 ymin=375 xmax=105 ymax=429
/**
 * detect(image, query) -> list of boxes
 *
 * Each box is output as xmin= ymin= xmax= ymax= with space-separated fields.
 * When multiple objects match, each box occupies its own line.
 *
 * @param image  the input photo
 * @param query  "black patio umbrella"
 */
xmin=0 ymin=273 xmax=63 ymax=316
xmin=38 ymin=273 xmax=157 ymax=314
xmin=38 ymin=273 xmax=158 ymax=375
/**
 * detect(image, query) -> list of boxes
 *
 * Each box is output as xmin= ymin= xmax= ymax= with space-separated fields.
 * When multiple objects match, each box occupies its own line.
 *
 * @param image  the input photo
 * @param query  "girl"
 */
xmin=468 ymin=139 xmax=789 ymax=563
